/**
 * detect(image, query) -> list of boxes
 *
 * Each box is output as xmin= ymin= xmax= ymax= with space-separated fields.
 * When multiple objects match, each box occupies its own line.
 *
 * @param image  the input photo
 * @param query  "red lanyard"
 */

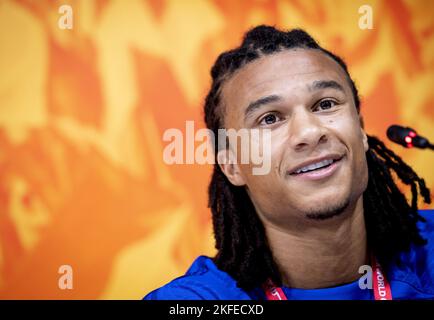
xmin=371 ymin=254 xmax=392 ymax=300
xmin=263 ymin=255 xmax=392 ymax=300
xmin=262 ymin=278 xmax=288 ymax=300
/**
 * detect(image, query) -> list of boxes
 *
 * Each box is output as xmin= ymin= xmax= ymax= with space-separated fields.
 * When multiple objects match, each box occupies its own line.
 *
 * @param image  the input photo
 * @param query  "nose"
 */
xmin=289 ymin=108 xmax=327 ymax=152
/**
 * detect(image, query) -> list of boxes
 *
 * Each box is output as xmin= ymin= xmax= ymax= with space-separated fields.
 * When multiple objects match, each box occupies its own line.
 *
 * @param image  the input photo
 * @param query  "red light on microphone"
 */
xmin=409 ymin=131 xmax=416 ymax=138
xmin=405 ymin=136 xmax=414 ymax=148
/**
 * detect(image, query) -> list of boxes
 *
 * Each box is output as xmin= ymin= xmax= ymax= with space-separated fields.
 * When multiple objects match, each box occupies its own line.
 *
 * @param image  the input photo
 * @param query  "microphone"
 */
xmin=386 ymin=125 xmax=433 ymax=150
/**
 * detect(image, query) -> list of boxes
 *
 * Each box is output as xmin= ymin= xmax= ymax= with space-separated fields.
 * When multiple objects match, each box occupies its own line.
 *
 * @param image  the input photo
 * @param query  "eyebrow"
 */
xmin=244 ymin=95 xmax=281 ymax=121
xmin=308 ymin=80 xmax=345 ymax=93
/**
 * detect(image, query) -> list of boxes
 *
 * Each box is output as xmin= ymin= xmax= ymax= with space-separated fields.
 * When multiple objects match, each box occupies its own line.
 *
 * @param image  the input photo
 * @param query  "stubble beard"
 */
xmin=304 ymin=197 xmax=351 ymax=221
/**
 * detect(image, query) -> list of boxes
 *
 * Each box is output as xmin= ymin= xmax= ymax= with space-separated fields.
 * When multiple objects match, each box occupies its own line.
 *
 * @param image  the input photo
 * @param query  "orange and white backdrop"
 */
xmin=0 ymin=0 xmax=433 ymax=299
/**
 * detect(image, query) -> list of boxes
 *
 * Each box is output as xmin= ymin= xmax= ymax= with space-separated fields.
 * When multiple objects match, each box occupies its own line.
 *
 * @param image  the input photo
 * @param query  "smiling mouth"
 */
xmin=289 ymin=156 xmax=343 ymax=176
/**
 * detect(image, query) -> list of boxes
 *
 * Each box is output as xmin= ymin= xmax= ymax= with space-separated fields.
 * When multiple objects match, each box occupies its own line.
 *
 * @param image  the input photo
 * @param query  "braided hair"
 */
xmin=203 ymin=25 xmax=431 ymax=290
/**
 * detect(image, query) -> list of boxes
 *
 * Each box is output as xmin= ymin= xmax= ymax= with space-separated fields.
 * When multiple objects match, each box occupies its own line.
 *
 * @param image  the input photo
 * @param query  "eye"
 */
xmin=314 ymin=99 xmax=337 ymax=112
xmin=259 ymin=113 xmax=281 ymax=126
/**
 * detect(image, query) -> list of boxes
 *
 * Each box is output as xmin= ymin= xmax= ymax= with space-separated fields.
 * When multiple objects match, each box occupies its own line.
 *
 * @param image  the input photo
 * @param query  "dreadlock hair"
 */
xmin=203 ymin=25 xmax=431 ymax=291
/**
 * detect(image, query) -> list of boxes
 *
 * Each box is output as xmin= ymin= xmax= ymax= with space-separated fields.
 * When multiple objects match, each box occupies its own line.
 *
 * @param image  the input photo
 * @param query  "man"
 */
xmin=144 ymin=25 xmax=433 ymax=300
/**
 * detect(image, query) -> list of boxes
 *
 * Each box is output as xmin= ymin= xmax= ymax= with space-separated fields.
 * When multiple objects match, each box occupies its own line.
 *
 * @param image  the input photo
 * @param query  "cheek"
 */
xmin=329 ymin=111 xmax=364 ymax=149
xmin=239 ymin=146 xmax=286 ymax=208
xmin=338 ymin=123 xmax=369 ymax=188
xmin=241 ymin=149 xmax=299 ymax=212
xmin=354 ymin=146 xmax=369 ymax=183
xmin=328 ymin=114 xmax=368 ymax=172
xmin=244 ymin=173 xmax=297 ymax=218
xmin=238 ymin=130 xmax=285 ymax=176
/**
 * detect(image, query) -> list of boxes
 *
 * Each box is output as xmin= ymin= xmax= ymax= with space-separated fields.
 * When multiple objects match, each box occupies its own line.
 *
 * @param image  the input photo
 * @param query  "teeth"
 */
xmin=295 ymin=159 xmax=334 ymax=174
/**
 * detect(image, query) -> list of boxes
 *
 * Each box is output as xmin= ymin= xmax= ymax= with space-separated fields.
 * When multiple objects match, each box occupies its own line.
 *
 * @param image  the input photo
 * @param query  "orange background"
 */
xmin=0 ymin=0 xmax=433 ymax=299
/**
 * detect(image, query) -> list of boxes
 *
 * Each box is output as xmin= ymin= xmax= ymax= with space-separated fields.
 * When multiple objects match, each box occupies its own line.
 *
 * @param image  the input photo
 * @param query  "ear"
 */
xmin=361 ymin=129 xmax=369 ymax=152
xmin=217 ymin=149 xmax=246 ymax=186
xmin=358 ymin=114 xmax=369 ymax=152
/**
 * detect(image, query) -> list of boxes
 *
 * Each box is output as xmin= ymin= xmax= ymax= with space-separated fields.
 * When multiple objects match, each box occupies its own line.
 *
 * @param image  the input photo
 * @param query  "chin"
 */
xmin=296 ymin=194 xmax=352 ymax=221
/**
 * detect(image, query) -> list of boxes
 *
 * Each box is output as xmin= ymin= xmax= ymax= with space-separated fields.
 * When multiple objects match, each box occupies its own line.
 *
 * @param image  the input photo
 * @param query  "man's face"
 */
xmin=219 ymin=49 xmax=369 ymax=228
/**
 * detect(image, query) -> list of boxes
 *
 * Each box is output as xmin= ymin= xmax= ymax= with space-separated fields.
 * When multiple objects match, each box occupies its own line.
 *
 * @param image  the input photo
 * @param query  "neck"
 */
xmin=264 ymin=197 xmax=367 ymax=289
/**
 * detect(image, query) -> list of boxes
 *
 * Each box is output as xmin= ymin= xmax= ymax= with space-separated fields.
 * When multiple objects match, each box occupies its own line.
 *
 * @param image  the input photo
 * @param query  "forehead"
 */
xmin=221 ymin=49 xmax=351 ymax=122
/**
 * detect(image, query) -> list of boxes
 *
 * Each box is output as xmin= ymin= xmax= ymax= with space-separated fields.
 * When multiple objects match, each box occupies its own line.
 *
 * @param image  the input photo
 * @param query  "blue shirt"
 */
xmin=144 ymin=210 xmax=434 ymax=300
